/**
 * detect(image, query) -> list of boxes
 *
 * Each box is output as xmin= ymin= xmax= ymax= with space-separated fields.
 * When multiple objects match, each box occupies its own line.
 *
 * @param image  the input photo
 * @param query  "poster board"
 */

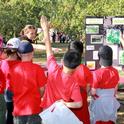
xmin=85 ymin=16 xmax=124 ymax=70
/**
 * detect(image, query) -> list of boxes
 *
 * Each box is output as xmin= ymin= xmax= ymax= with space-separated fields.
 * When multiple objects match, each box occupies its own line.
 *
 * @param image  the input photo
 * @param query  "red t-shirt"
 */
xmin=42 ymin=55 xmax=82 ymax=109
xmin=71 ymin=64 xmax=92 ymax=123
xmin=0 ymin=69 xmax=5 ymax=93
xmin=92 ymin=66 xmax=119 ymax=89
xmin=0 ymin=60 xmax=20 ymax=90
xmin=73 ymin=64 xmax=93 ymax=88
xmin=9 ymin=62 xmax=47 ymax=116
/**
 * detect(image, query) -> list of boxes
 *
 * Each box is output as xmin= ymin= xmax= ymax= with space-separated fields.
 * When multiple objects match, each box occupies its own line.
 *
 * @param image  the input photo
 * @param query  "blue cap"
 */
xmin=18 ymin=41 xmax=34 ymax=54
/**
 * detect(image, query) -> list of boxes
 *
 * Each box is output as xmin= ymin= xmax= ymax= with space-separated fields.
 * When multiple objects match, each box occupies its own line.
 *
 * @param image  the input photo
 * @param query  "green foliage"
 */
xmin=0 ymin=0 xmax=124 ymax=41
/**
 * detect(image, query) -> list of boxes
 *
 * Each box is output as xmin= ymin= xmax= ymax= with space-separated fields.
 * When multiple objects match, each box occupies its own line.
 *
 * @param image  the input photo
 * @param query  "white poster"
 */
xmin=86 ymin=45 xmax=95 ymax=50
xmin=93 ymin=51 xmax=99 ymax=60
xmin=113 ymin=18 xmax=124 ymax=25
xmin=86 ymin=18 xmax=103 ymax=24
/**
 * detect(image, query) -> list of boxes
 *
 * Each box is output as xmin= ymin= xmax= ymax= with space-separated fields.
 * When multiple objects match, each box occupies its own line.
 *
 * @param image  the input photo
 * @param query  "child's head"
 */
xmin=4 ymin=38 xmax=21 ymax=60
xmin=17 ymin=41 xmax=34 ymax=61
xmin=63 ymin=50 xmax=81 ymax=72
xmin=68 ymin=41 xmax=83 ymax=56
xmin=1 ymin=37 xmax=20 ymax=60
xmin=98 ymin=45 xmax=113 ymax=67
xmin=20 ymin=25 xmax=37 ymax=42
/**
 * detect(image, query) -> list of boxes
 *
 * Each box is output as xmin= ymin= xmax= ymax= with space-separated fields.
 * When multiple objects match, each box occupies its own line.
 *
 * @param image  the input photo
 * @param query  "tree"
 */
xmin=0 ymin=0 xmax=124 ymax=41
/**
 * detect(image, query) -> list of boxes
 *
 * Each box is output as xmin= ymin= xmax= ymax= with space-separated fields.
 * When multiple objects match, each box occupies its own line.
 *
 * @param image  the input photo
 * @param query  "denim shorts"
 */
xmin=14 ymin=114 xmax=42 ymax=124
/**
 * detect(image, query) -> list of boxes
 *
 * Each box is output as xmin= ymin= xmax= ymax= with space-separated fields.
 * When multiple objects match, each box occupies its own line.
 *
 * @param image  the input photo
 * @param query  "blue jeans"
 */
xmin=14 ymin=114 xmax=42 ymax=124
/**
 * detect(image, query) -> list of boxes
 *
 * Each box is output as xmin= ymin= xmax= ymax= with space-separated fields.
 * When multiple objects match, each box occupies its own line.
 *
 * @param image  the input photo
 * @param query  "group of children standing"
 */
xmin=0 ymin=16 xmax=120 ymax=124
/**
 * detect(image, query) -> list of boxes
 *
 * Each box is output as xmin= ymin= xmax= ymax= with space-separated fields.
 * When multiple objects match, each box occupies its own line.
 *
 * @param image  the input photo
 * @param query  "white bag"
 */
xmin=89 ymin=89 xmax=120 ymax=124
xmin=39 ymin=102 xmax=83 ymax=124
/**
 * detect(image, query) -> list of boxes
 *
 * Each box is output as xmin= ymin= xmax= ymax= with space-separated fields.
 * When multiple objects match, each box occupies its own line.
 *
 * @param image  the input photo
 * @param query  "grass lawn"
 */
xmin=33 ymin=42 xmax=68 ymax=65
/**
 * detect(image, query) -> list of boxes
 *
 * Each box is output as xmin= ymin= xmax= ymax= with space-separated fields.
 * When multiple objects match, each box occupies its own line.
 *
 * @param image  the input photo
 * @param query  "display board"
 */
xmin=85 ymin=16 xmax=124 ymax=70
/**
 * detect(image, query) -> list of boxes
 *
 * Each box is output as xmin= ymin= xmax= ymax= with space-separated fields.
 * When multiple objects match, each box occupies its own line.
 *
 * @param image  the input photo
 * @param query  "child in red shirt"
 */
xmin=68 ymin=40 xmax=93 ymax=124
xmin=90 ymin=45 xmax=120 ymax=124
xmin=0 ymin=35 xmax=7 ymax=124
xmin=40 ymin=16 xmax=82 ymax=112
xmin=0 ymin=69 xmax=6 ymax=93
xmin=9 ymin=41 xmax=47 ymax=124
xmin=1 ymin=38 xmax=21 ymax=124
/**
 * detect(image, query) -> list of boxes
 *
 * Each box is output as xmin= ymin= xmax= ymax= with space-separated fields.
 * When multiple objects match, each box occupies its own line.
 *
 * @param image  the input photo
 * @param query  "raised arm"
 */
xmin=40 ymin=16 xmax=53 ymax=57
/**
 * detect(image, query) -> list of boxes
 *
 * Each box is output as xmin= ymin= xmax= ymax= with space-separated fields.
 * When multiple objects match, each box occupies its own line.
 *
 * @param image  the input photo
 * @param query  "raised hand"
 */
xmin=40 ymin=16 xmax=49 ymax=32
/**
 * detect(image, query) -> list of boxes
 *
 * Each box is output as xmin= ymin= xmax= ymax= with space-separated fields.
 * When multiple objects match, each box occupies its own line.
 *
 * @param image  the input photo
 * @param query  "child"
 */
xmin=68 ymin=40 xmax=93 ymax=124
xmin=9 ymin=41 xmax=47 ymax=124
xmin=0 ymin=69 xmax=6 ymax=94
xmin=90 ymin=45 xmax=120 ymax=124
xmin=20 ymin=25 xmax=37 ymax=43
xmin=0 ymin=69 xmax=6 ymax=124
xmin=0 ymin=35 xmax=7 ymax=124
xmin=40 ymin=16 xmax=82 ymax=111
xmin=1 ymin=38 xmax=21 ymax=124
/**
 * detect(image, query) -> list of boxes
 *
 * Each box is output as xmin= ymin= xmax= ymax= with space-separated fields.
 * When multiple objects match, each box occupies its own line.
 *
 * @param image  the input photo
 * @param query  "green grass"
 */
xmin=119 ymin=70 xmax=124 ymax=76
xmin=0 ymin=95 xmax=6 ymax=124
xmin=33 ymin=49 xmax=64 ymax=65
xmin=33 ymin=50 xmax=46 ymax=64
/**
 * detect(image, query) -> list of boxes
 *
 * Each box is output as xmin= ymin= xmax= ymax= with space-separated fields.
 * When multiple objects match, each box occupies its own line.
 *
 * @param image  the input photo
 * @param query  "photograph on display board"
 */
xmin=91 ymin=35 xmax=103 ymax=44
xmin=86 ymin=45 xmax=95 ymax=50
xmin=106 ymin=29 xmax=120 ymax=44
xmin=119 ymin=50 xmax=124 ymax=65
xmin=93 ymin=51 xmax=99 ymax=60
xmin=86 ymin=61 xmax=96 ymax=70
xmin=86 ymin=25 xmax=99 ymax=34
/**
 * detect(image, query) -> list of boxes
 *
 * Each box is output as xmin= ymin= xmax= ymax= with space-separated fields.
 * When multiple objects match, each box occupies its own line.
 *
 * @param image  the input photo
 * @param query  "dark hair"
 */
xmin=68 ymin=41 xmax=83 ymax=56
xmin=3 ymin=48 xmax=21 ymax=60
xmin=3 ymin=48 xmax=17 ymax=55
xmin=63 ymin=50 xmax=81 ymax=69
xmin=98 ymin=45 xmax=113 ymax=66
xmin=19 ymin=35 xmax=33 ymax=43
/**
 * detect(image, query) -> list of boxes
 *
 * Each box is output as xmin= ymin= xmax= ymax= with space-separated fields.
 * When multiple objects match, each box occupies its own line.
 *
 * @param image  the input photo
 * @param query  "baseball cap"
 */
xmin=6 ymin=38 xmax=21 ymax=49
xmin=18 ymin=41 xmax=34 ymax=54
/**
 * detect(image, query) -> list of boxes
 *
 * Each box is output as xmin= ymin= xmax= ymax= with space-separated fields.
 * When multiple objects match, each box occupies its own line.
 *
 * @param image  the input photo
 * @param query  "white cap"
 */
xmin=6 ymin=38 xmax=21 ymax=49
